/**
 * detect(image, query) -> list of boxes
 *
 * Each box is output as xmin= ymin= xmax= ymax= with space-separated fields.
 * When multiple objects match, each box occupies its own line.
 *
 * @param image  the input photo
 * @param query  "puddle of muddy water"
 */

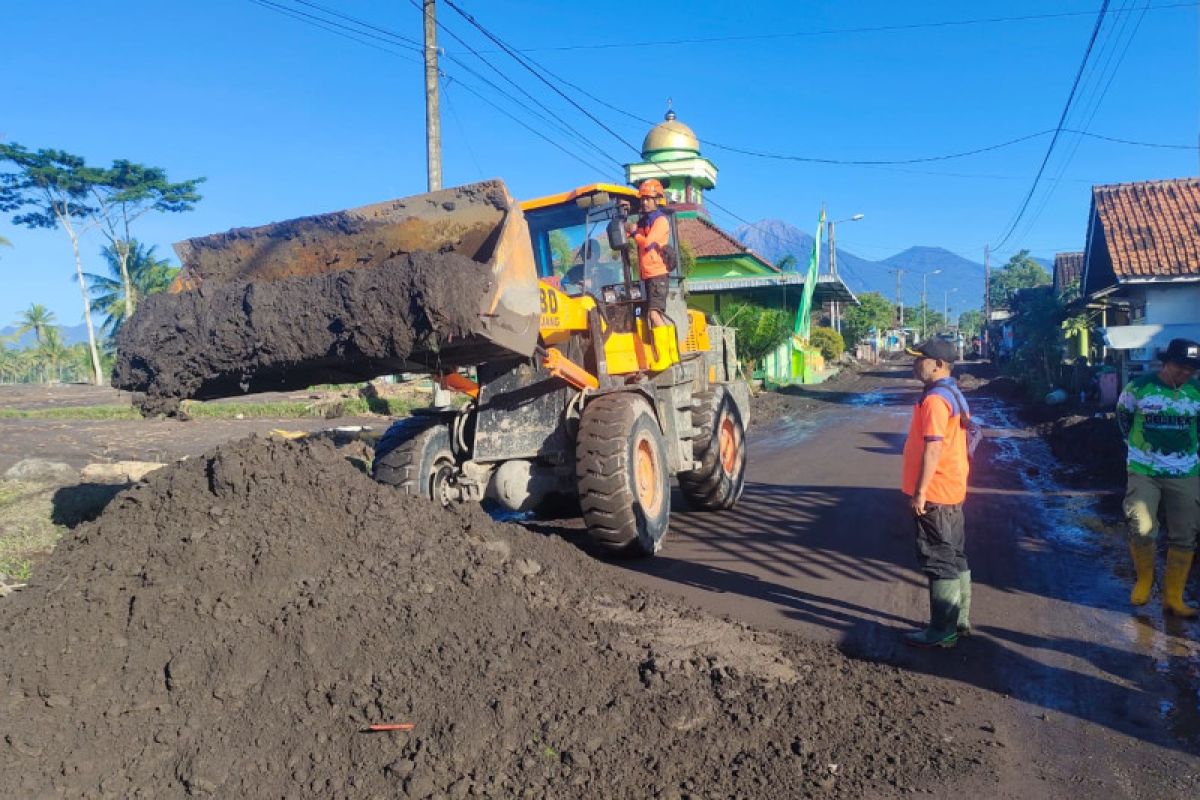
xmin=981 ymin=396 xmax=1200 ymax=746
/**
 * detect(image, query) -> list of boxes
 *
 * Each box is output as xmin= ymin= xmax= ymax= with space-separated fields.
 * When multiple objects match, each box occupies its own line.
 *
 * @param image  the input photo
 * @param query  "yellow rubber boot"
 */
xmin=1163 ymin=548 xmax=1198 ymax=619
xmin=1129 ymin=540 xmax=1155 ymax=606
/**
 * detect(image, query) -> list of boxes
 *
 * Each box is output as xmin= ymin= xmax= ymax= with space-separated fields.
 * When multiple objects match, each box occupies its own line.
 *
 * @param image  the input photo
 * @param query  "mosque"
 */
xmin=625 ymin=108 xmax=856 ymax=382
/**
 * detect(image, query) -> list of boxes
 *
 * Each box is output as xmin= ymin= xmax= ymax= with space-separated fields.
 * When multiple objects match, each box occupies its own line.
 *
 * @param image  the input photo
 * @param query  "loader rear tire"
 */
xmin=372 ymin=416 xmax=460 ymax=506
xmin=678 ymin=387 xmax=747 ymax=511
xmin=576 ymin=393 xmax=670 ymax=556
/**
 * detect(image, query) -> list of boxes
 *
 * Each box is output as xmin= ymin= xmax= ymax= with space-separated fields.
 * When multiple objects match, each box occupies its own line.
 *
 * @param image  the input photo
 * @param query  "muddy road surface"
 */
xmin=603 ymin=364 xmax=1199 ymax=798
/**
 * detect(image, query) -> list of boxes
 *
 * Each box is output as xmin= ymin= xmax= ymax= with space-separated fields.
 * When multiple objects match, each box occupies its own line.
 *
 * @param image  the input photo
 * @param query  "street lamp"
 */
xmin=944 ymin=288 xmax=958 ymax=331
xmin=826 ymin=213 xmax=865 ymax=334
xmin=920 ymin=268 xmax=942 ymax=340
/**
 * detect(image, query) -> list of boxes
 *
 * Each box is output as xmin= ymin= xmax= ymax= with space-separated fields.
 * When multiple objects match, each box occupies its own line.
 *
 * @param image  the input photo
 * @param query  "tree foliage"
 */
xmin=809 ymin=326 xmax=844 ymax=361
xmin=958 ymin=309 xmax=985 ymax=338
xmin=988 ymin=249 xmax=1051 ymax=309
xmin=86 ymin=160 xmax=202 ymax=319
xmin=15 ymin=303 xmax=56 ymax=346
xmin=0 ymin=142 xmax=204 ymax=384
xmin=0 ymin=143 xmax=106 ymax=383
xmin=85 ymin=240 xmax=178 ymax=336
xmin=721 ymin=300 xmax=791 ymax=371
xmin=842 ymin=291 xmax=894 ymax=347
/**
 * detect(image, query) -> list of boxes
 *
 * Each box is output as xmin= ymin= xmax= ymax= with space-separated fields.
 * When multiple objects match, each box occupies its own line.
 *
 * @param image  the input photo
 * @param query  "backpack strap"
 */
xmin=922 ymin=380 xmax=973 ymax=428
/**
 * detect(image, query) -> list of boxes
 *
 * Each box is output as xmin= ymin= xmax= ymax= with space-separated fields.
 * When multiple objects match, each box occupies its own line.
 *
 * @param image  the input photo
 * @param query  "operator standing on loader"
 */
xmin=628 ymin=178 xmax=671 ymax=328
xmin=1119 ymin=337 xmax=1200 ymax=618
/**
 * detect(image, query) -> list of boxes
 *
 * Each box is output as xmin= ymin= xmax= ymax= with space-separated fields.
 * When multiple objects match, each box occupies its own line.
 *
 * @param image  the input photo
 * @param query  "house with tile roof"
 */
xmin=1053 ymin=251 xmax=1084 ymax=296
xmin=625 ymin=108 xmax=855 ymax=382
xmin=1081 ymin=177 xmax=1200 ymax=378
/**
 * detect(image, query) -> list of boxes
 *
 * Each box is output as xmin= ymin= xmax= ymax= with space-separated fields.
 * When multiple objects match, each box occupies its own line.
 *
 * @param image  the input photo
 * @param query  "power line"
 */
xmin=442 ymin=0 xmax=644 ymax=159
xmin=289 ymin=0 xmax=423 ymax=48
xmin=477 ymin=2 xmax=1197 ymax=53
xmin=247 ymin=0 xmax=619 ymax=177
xmin=248 ymin=0 xmax=421 ymax=61
xmin=992 ymin=1 xmax=1112 ymax=252
xmin=404 ymin=0 xmax=622 ymax=168
xmin=1012 ymin=0 xmax=1152 ymax=244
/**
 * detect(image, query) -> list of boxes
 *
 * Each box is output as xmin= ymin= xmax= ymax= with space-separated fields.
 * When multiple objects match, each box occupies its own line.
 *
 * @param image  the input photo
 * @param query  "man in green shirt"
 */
xmin=1118 ymin=338 xmax=1200 ymax=618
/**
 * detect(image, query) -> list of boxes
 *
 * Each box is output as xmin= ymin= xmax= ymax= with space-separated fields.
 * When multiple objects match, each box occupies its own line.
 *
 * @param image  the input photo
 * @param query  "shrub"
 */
xmin=809 ymin=326 xmax=845 ymax=361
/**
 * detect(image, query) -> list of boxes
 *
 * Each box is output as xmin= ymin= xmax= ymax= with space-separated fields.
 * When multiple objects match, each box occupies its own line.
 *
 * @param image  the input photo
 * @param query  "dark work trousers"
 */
xmin=914 ymin=502 xmax=968 ymax=580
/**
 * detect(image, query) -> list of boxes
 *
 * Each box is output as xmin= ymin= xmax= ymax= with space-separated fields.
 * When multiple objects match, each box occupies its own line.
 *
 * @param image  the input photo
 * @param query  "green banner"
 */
xmin=794 ymin=207 xmax=826 ymax=338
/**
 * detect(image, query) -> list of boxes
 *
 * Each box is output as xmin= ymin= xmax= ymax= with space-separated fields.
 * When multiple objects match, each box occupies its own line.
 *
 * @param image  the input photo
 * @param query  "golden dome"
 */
xmin=642 ymin=109 xmax=700 ymax=155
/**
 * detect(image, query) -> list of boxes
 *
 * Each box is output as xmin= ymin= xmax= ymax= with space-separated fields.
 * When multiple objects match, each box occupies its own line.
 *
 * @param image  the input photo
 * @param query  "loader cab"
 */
xmin=521 ymin=183 xmax=682 ymax=309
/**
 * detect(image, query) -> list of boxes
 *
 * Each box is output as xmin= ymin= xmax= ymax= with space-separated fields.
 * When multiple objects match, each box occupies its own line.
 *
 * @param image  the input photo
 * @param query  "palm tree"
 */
xmin=15 ymin=303 xmax=56 ymax=347
xmin=36 ymin=327 xmax=69 ymax=383
xmin=85 ymin=240 xmax=178 ymax=337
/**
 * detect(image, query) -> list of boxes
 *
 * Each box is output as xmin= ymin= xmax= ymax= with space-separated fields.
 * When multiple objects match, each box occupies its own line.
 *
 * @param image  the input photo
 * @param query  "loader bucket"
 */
xmin=112 ymin=179 xmax=541 ymax=412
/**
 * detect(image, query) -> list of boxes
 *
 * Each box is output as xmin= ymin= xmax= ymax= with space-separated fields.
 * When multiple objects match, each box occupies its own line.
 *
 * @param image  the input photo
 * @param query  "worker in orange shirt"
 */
xmin=627 ymin=178 xmax=670 ymax=327
xmin=901 ymin=338 xmax=973 ymax=649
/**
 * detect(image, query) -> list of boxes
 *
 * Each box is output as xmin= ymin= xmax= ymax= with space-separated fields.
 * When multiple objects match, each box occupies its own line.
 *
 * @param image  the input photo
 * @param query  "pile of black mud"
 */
xmin=112 ymin=253 xmax=492 ymax=415
xmin=0 ymin=437 xmax=993 ymax=798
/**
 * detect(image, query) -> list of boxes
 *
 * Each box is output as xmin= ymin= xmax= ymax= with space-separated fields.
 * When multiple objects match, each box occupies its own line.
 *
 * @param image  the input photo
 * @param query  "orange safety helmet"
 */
xmin=638 ymin=179 xmax=665 ymax=199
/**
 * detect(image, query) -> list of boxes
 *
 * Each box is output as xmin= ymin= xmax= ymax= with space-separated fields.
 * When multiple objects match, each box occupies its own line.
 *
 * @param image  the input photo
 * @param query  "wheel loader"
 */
xmin=117 ymin=179 xmax=749 ymax=555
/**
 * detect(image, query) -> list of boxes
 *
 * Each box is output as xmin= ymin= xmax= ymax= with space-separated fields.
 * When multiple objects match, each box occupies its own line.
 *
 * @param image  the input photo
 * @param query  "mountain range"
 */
xmin=733 ymin=219 xmax=989 ymax=317
xmin=0 ymin=323 xmax=91 ymax=349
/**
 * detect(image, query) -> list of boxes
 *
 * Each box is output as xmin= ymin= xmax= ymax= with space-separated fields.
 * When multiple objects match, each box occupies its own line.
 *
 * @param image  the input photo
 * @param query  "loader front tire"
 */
xmin=576 ymin=393 xmax=670 ymax=556
xmin=678 ymin=387 xmax=747 ymax=510
xmin=372 ymin=416 xmax=460 ymax=506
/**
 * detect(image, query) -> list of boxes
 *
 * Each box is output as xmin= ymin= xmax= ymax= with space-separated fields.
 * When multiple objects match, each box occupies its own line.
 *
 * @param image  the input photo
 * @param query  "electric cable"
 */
xmin=248 ymin=0 xmax=422 ymax=59
xmin=483 ymin=2 xmax=1196 ymax=53
xmin=247 ymin=0 xmax=619 ymax=176
xmin=991 ymin=1 xmax=1112 ymax=252
xmin=405 ymin=0 xmax=623 ymax=167
xmin=442 ymin=0 xmax=644 ymax=158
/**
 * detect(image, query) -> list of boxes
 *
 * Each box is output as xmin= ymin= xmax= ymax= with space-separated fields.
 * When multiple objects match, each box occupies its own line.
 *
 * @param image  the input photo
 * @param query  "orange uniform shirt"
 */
xmin=901 ymin=393 xmax=969 ymax=505
xmin=633 ymin=211 xmax=670 ymax=279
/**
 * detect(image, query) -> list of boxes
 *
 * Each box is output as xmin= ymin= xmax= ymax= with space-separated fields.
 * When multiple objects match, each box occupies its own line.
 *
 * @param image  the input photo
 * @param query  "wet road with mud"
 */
xmin=617 ymin=365 xmax=1200 ymax=798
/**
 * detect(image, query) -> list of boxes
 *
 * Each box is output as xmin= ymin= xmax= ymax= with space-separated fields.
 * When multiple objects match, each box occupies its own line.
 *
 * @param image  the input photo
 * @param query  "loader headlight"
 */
xmin=603 ymin=289 xmax=618 ymax=304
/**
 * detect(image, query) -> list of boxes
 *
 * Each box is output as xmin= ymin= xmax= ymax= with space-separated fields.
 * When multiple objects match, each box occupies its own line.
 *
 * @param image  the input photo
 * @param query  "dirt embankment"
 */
xmin=0 ymin=436 xmax=992 ymax=798
xmin=112 ymin=253 xmax=492 ymax=415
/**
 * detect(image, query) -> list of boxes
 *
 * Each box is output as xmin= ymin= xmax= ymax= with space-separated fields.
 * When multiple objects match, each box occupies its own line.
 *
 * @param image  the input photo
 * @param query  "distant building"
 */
xmin=1081 ymin=177 xmax=1200 ymax=381
xmin=1053 ymin=251 xmax=1084 ymax=296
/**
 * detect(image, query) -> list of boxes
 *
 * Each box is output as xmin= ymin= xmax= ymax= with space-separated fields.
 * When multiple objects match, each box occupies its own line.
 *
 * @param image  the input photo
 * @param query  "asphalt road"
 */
xmin=614 ymin=365 xmax=1200 ymax=799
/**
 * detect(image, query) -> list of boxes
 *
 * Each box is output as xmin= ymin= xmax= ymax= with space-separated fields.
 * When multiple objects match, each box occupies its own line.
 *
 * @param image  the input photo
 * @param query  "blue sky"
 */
xmin=2 ymin=0 xmax=1196 ymax=328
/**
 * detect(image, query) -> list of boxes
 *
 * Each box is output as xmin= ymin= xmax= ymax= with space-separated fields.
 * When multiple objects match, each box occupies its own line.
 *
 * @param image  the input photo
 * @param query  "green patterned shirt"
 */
xmin=1117 ymin=375 xmax=1200 ymax=478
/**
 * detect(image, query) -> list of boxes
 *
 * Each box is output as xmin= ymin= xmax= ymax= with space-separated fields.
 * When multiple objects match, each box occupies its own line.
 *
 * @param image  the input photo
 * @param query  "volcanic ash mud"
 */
xmin=0 ymin=436 xmax=989 ymax=798
xmin=112 ymin=252 xmax=492 ymax=414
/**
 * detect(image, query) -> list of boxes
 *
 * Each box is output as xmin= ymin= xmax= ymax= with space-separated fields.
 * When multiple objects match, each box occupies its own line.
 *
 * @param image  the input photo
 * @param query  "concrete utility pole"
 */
xmin=893 ymin=268 xmax=905 ymax=327
xmin=983 ymin=245 xmax=991 ymax=357
xmin=423 ymin=0 xmax=442 ymax=191
xmin=827 ymin=219 xmax=838 ymax=333
xmin=921 ymin=269 xmax=942 ymax=340
xmin=826 ymin=213 xmax=863 ymax=335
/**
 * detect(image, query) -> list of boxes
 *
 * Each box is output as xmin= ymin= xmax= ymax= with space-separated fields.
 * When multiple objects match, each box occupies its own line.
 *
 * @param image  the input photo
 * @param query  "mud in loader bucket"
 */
xmin=112 ymin=179 xmax=540 ymax=413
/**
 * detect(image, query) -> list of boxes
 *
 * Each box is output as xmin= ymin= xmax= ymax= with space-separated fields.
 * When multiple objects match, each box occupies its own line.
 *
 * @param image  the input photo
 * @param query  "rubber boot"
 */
xmin=1162 ymin=548 xmax=1198 ymax=619
xmin=905 ymin=579 xmax=960 ymax=649
xmin=1128 ymin=539 xmax=1156 ymax=606
xmin=956 ymin=570 xmax=972 ymax=637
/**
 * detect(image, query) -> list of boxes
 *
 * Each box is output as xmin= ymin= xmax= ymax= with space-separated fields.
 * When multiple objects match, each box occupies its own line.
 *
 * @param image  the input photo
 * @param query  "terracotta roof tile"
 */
xmin=676 ymin=216 xmax=779 ymax=272
xmin=1053 ymin=251 xmax=1083 ymax=292
xmin=1093 ymin=178 xmax=1200 ymax=279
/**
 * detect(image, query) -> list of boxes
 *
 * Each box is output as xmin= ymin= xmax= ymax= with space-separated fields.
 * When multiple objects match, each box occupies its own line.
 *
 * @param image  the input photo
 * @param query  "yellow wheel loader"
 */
xmin=117 ymin=180 xmax=749 ymax=556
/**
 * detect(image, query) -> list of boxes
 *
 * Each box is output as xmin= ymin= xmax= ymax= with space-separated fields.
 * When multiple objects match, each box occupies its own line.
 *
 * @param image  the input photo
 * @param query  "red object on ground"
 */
xmin=366 ymin=723 xmax=415 ymax=732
